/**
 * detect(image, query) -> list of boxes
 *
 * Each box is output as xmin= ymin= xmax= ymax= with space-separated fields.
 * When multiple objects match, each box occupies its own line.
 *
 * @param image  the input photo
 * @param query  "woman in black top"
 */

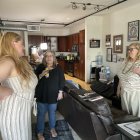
xmin=35 ymin=50 xmax=65 ymax=140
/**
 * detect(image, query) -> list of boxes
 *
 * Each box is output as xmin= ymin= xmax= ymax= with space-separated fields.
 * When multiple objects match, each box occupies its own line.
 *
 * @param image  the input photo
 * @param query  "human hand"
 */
xmin=57 ymin=91 xmax=63 ymax=101
xmin=0 ymin=86 xmax=13 ymax=100
xmin=39 ymin=69 xmax=48 ymax=79
xmin=133 ymin=67 xmax=140 ymax=75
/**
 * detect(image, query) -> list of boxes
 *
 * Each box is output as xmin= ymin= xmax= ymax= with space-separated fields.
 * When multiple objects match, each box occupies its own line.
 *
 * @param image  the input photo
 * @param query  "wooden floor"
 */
xmin=65 ymin=74 xmax=91 ymax=91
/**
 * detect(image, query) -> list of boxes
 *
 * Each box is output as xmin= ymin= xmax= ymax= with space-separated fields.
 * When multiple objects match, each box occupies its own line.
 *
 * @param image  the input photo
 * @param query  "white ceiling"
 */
xmin=0 ymin=0 xmax=140 ymax=28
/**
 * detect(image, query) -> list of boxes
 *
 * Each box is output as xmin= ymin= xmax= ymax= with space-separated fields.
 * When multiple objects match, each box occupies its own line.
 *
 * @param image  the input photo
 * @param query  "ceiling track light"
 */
xmin=82 ymin=4 xmax=86 ymax=10
xmin=94 ymin=5 xmax=100 ymax=12
xmin=71 ymin=2 xmax=105 ymax=11
xmin=71 ymin=2 xmax=77 ymax=9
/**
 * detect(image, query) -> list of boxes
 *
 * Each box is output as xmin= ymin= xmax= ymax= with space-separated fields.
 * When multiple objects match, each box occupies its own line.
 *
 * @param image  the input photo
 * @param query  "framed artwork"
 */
xmin=106 ymin=48 xmax=112 ymax=62
xmin=113 ymin=35 xmax=123 ymax=53
xmin=112 ymin=54 xmax=117 ymax=63
xmin=90 ymin=39 xmax=100 ymax=48
xmin=128 ymin=20 xmax=139 ymax=41
xmin=105 ymin=34 xmax=111 ymax=47
xmin=126 ymin=45 xmax=129 ymax=57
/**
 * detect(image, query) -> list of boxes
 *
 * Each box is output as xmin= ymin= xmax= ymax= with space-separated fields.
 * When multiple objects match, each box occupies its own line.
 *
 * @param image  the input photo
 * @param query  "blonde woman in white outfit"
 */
xmin=118 ymin=43 xmax=140 ymax=117
xmin=0 ymin=32 xmax=37 ymax=140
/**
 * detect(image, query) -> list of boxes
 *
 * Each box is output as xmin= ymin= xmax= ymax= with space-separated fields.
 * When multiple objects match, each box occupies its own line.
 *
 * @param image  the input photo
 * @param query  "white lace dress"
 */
xmin=118 ymin=60 xmax=140 ymax=117
xmin=0 ymin=75 xmax=37 ymax=140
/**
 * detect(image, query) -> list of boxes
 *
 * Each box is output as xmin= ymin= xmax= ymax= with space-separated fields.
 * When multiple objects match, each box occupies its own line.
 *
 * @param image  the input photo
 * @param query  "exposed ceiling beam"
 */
xmin=1 ymin=19 xmax=66 ymax=26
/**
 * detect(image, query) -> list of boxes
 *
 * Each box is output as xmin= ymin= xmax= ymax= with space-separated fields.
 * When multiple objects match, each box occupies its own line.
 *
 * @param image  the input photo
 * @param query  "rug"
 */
xmin=32 ymin=120 xmax=74 ymax=140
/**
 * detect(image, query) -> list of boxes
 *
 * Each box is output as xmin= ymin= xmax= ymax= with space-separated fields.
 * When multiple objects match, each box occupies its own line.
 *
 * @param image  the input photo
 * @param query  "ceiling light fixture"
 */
xmin=94 ymin=5 xmax=100 ymax=12
xmin=72 ymin=2 xmax=77 ymax=9
xmin=82 ymin=4 xmax=86 ymax=10
xmin=71 ymin=2 xmax=105 ymax=11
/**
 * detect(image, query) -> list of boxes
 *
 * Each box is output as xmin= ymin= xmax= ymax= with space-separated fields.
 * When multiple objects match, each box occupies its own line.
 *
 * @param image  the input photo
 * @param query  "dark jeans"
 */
xmin=36 ymin=102 xmax=57 ymax=134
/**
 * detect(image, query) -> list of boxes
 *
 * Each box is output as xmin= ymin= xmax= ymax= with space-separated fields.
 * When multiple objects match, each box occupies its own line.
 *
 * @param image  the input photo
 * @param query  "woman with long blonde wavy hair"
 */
xmin=118 ymin=42 xmax=140 ymax=117
xmin=0 ymin=32 xmax=37 ymax=140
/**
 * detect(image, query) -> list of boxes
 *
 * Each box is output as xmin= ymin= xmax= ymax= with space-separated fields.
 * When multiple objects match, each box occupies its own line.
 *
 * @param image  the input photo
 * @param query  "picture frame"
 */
xmin=113 ymin=35 xmax=123 ymax=53
xmin=126 ymin=45 xmax=129 ymax=57
xmin=128 ymin=20 xmax=139 ymax=41
xmin=90 ymin=39 xmax=100 ymax=48
xmin=112 ymin=54 xmax=117 ymax=63
xmin=105 ymin=34 xmax=111 ymax=47
xmin=106 ymin=48 xmax=112 ymax=62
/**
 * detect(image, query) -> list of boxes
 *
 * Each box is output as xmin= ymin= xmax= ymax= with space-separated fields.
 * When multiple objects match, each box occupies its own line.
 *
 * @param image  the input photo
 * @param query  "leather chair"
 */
xmin=58 ymin=81 xmax=122 ymax=140
xmin=90 ymin=75 xmax=122 ymax=109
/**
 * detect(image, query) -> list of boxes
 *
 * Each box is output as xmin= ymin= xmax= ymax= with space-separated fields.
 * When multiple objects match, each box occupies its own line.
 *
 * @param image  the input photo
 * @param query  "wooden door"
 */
xmin=79 ymin=44 xmax=85 ymax=81
xmin=79 ymin=30 xmax=85 ymax=44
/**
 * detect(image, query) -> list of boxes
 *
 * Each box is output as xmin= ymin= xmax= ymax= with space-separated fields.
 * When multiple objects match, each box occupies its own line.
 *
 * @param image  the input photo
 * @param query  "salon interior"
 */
xmin=1 ymin=0 xmax=140 ymax=139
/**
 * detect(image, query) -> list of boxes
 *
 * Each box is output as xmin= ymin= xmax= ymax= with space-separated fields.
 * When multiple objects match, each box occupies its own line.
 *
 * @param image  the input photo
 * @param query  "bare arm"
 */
xmin=0 ymin=59 xmax=15 ymax=100
xmin=133 ymin=67 xmax=140 ymax=76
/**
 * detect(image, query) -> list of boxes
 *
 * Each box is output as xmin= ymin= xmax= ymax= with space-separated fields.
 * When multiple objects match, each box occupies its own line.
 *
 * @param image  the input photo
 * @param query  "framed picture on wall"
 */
xmin=128 ymin=20 xmax=139 ymax=41
xmin=112 ymin=54 xmax=117 ymax=63
xmin=126 ymin=45 xmax=129 ymax=57
xmin=113 ymin=35 xmax=123 ymax=53
xmin=90 ymin=39 xmax=100 ymax=48
xmin=106 ymin=48 xmax=112 ymax=62
xmin=105 ymin=34 xmax=111 ymax=47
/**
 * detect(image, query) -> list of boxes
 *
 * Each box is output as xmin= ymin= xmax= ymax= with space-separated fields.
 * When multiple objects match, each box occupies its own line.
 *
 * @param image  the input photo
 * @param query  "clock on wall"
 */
xmin=128 ymin=20 xmax=139 ymax=41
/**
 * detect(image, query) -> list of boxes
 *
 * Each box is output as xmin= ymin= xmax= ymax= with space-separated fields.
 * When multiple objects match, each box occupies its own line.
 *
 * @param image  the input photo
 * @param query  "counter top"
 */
xmin=57 ymin=57 xmax=79 ymax=62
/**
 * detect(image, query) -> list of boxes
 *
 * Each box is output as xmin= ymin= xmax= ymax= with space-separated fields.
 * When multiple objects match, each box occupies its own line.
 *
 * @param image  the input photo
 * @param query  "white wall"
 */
xmin=68 ymin=20 xmax=85 ymax=34
xmin=84 ymin=2 xmax=140 ymax=82
xmin=85 ymin=16 xmax=103 ymax=83
xmin=102 ymin=3 xmax=140 ymax=76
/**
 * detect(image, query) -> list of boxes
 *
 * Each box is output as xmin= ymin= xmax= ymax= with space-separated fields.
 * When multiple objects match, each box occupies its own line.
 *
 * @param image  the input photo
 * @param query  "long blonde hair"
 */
xmin=127 ymin=43 xmax=140 ymax=61
xmin=0 ymin=32 xmax=33 ymax=83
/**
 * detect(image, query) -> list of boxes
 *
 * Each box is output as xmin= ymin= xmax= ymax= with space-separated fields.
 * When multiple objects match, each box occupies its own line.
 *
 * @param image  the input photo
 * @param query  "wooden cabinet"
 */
xmin=28 ymin=35 xmax=42 ymax=46
xmin=74 ymin=44 xmax=85 ymax=81
xmin=72 ymin=33 xmax=79 ymax=44
xmin=66 ymin=35 xmax=73 ymax=52
xmin=79 ymin=30 xmax=85 ymax=44
xmin=74 ymin=62 xmax=80 ymax=78
xmin=28 ymin=35 xmax=58 ymax=51
xmin=57 ymin=60 xmax=65 ymax=72
xmin=58 ymin=36 xmax=67 ymax=52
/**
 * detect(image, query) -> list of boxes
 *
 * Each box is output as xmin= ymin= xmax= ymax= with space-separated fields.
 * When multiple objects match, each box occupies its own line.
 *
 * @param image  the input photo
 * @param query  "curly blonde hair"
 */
xmin=0 ymin=32 xmax=34 ymax=83
xmin=127 ymin=42 xmax=140 ymax=61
